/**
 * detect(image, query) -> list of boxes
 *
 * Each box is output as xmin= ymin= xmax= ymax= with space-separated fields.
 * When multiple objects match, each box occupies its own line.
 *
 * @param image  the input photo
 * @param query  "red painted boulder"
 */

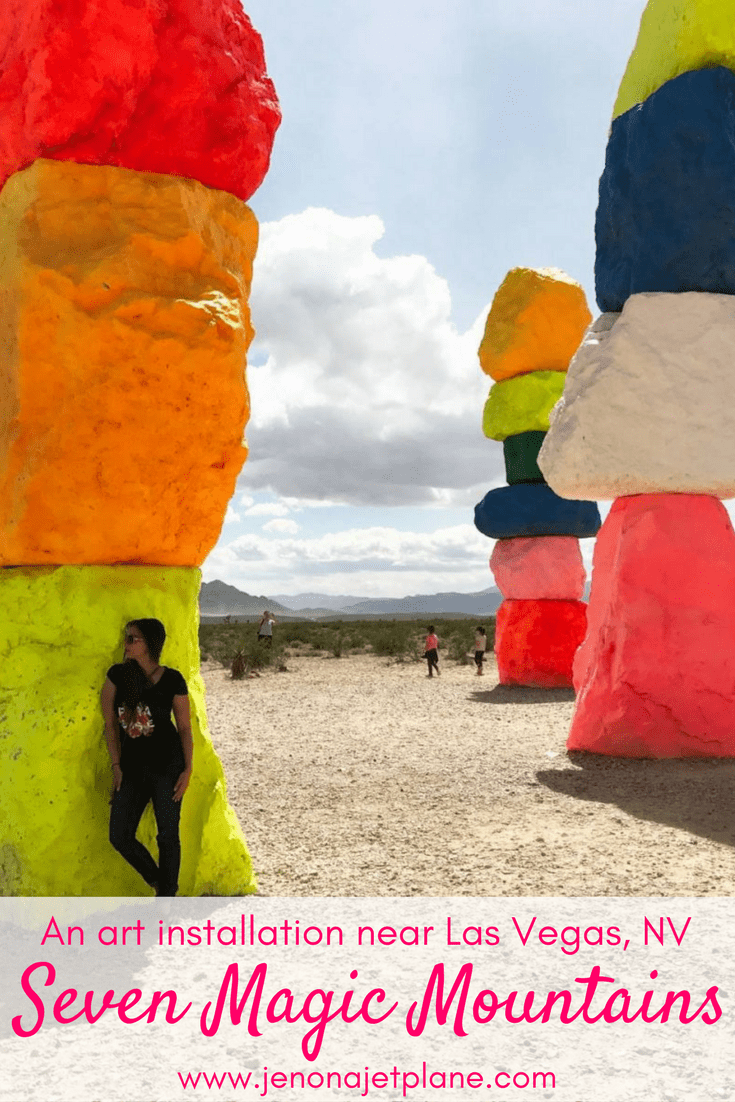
xmin=490 ymin=536 xmax=586 ymax=600
xmin=570 ymin=494 xmax=735 ymax=758
xmin=0 ymin=0 xmax=280 ymax=200
xmin=495 ymin=598 xmax=587 ymax=688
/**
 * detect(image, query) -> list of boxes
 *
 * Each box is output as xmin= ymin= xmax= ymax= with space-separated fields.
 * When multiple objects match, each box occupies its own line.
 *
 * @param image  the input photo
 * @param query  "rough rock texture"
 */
xmin=0 ymin=0 xmax=280 ymax=201
xmin=495 ymin=598 xmax=587 ymax=688
xmin=490 ymin=536 xmax=586 ymax=600
xmin=478 ymin=267 xmax=591 ymax=382
xmin=503 ymin=431 xmax=546 ymax=485
xmin=474 ymin=483 xmax=601 ymax=540
xmin=0 ymin=565 xmax=257 ymax=895
xmin=597 ymin=67 xmax=735 ymax=313
xmin=570 ymin=495 xmax=735 ymax=758
xmin=539 ymin=294 xmax=735 ymax=500
xmin=483 ymin=371 xmax=567 ymax=441
xmin=0 ymin=160 xmax=257 ymax=567
xmin=613 ymin=0 xmax=735 ymax=119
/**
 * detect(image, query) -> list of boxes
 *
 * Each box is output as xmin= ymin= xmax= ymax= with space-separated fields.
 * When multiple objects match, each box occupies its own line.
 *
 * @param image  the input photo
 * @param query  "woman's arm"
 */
xmin=101 ymin=677 xmax=123 ymax=791
xmin=172 ymin=693 xmax=193 ymax=801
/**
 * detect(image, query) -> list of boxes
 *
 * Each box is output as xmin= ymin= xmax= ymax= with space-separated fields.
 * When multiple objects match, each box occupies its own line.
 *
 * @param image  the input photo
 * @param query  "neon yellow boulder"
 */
xmin=482 ymin=371 xmax=567 ymax=442
xmin=0 ymin=564 xmax=256 ymax=896
xmin=614 ymin=0 xmax=735 ymax=118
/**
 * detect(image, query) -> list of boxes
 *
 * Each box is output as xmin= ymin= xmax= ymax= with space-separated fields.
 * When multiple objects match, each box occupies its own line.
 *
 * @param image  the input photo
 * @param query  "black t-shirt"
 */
xmin=107 ymin=664 xmax=188 ymax=774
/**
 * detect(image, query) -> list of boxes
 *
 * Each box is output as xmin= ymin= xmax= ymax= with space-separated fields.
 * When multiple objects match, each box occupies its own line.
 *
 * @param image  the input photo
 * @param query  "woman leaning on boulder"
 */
xmin=101 ymin=618 xmax=193 ymax=896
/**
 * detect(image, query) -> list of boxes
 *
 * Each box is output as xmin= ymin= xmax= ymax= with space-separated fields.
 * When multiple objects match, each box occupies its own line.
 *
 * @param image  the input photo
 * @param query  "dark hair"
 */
xmin=476 ymin=626 xmax=486 ymax=635
xmin=128 ymin=618 xmax=166 ymax=662
xmin=427 ymin=625 xmax=435 ymax=633
xmin=117 ymin=619 xmax=167 ymax=712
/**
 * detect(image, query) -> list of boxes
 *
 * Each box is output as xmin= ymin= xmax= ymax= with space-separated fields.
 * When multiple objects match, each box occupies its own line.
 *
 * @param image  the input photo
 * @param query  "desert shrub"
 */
xmin=370 ymin=621 xmax=417 ymax=658
xmin=199 ymin=616 xmax=495 ymax=667
xmin=199 ymin=623 xmax=247 ymax=666
xmin=199 ymin=622 xmax=284 ymax=674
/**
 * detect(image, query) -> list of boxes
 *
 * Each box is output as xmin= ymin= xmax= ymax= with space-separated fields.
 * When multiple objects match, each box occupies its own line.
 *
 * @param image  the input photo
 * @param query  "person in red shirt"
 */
xmin=424 ymin=626 xmax=440 ymax=678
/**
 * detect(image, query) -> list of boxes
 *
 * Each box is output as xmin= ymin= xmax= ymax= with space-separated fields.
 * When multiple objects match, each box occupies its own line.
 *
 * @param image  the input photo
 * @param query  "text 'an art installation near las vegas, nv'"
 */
xmin=539 ymin=0 xmax=735 ymax=757
xmin=474 ymin=267 xmax=600 ymax=689
xmin=0 ymin=0 xmax=280 ymax=894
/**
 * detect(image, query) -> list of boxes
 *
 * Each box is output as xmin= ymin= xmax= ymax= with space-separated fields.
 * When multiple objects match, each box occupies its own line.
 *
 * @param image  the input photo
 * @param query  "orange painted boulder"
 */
xmin=490 ymin=536 xmax=586 ymax=600
xmin=570 ymin=494 xmax=735 ymax=757
xmin=0 ymin=0 xmax=280 ymax=201
xmin=478 ymin=267 xmax=591 ymax=382
xmin=0 ymin=160 xmax=257 ymax=567
xmin=495 ymin=598 xmax=587 ymax=688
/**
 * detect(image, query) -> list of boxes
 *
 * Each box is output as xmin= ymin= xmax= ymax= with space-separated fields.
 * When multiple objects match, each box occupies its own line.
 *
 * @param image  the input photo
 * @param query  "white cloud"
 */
xmin=263 ymin=518 xmax=300 ymax=534
xmin=204 ymin=522 xmax=496 ymax=597
xmin=244 ymin=502 xmax=291 ymax=517
xmin=243 ymin=207 xmax=498 ymax=507
xmin=223 ymin=505 xmax=240 ymax=524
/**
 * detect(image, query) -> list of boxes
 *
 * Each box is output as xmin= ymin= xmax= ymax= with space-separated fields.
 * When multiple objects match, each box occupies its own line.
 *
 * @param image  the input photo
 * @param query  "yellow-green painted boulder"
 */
xmin=614 ymin=0 xmax=735 ymax=118
xmin=0 ymin=564 xmax=256 ymax=897
xmin=482 ymin=371 xmax=567 ymax=442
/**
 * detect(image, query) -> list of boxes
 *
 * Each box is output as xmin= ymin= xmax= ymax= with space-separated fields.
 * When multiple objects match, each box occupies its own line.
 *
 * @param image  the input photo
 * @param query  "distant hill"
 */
xmin=336 ymin=587 xmax=502 ymax=617
xmin=201 ymin=581 xmax=502 ymax=620
xmin=199 ymin=580 xmax=294 ymax=618
xmin=272 ymin=592 xmax=365 ymax=611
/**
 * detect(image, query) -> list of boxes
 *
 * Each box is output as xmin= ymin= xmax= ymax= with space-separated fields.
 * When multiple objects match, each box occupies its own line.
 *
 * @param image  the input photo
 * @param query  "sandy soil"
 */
xmin=202 ymin=653 xmax=735 ymax=897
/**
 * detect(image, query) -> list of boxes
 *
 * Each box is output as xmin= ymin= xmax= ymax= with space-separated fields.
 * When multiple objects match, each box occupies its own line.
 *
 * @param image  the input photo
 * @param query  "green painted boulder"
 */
xmin=503 ymin=431 xmax=547 ymax=484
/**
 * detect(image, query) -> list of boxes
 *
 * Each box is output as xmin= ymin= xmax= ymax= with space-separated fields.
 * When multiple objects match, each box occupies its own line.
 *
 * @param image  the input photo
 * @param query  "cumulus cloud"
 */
xmin=243 ymin=208 xmax=498 ymax=507
xmin=263 ymin=518 xmax=300 ymax=534
xmin=244 ymin=502 xmax=291 ymax=517
xmin=204 ymin=523 xmax=495 ymax=597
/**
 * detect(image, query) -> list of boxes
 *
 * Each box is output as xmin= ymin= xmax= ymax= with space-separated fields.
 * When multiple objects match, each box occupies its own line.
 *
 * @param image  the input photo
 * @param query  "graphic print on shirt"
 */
xmin=118 ymin=703 xmax=155 ymax=737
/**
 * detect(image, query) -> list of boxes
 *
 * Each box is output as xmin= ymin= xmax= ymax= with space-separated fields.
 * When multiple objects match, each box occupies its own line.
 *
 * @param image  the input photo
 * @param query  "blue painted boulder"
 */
xmin=474 ymin=483 xmax=601 ymax=540
xmin=596 ymin=66 xmax=735 ymax=313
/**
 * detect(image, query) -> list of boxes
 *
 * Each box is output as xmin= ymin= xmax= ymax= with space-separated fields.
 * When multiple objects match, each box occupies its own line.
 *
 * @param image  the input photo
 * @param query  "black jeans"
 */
xmin=109 ymin=763 xmax=183 ymax=896
xmin=426 ymin=648 xmax=439 ymax=676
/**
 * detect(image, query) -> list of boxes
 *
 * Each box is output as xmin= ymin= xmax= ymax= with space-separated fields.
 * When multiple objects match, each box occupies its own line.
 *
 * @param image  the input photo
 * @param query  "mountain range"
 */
xmin=200 ymin=580 xmax=502 ymax=620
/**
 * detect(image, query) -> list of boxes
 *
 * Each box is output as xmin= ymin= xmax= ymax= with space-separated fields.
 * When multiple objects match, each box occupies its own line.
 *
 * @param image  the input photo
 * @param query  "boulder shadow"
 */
xmin=538 ymin=752 xmax=735 ymax=849
xmin=470 ymin=685 xmax=576 ymax=705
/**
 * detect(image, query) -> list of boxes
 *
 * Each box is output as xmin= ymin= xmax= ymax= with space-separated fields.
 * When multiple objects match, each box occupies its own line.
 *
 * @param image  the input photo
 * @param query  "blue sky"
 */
xmin=203 ymin=0 xmax=645 ymax=599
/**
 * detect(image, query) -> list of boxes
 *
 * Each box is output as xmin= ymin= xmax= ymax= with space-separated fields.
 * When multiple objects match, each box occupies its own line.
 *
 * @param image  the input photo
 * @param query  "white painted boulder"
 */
xmin=539 ymin=292 xmax=735 ymax=499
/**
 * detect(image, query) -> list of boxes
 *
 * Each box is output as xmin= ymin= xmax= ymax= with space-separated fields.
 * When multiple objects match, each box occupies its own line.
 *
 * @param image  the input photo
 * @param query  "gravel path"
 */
xmin=202 ymin=654 xmax=735 ymax=897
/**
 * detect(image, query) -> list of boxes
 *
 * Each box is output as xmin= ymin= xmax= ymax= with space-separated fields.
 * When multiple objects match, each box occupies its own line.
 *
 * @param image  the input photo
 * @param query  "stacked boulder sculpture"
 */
xmin=539 ymin=0 xmax=735 ymax=756
xmin=474 ymin=268 xmax=600 ymax=688
xmin=0 ymin=0 xmax=280 ymax=893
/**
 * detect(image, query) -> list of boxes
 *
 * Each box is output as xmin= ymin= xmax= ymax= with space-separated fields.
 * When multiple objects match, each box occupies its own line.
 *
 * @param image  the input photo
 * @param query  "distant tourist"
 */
xmin=424 ymin=625 xmax=440 ymax=678
xmin=258 ymin=610 xmax=277 ymax=647
xmin=474 ymin=626 xmax=487 ymax=676
xmin=101 ymin=618 xmax=192 ymax=897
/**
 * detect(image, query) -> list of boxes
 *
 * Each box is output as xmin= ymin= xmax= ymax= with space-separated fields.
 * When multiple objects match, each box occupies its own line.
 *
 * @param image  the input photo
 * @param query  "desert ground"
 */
xmin=202 ymin=652 xmax=735 ymax=897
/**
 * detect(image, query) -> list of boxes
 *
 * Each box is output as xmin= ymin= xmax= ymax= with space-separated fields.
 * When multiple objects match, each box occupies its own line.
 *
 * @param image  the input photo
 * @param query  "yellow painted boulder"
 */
xmin=482 ymin=371 xmax=567 ymax=442
xmin=0 ymin=159 xmax=257 ymax=567
xmin=0 ymin=564 xmax=256 ymax=896
xmin=614 ymin=0 xmax=735 ymax=118
xmin=478 ymin=267 xmax=591 ymax=382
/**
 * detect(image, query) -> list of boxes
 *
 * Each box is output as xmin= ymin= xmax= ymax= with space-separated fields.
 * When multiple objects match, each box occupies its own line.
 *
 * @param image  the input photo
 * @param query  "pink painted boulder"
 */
xmin=0 ymin=0 xmax=281 ymax=201
xmin=490 ymin=536 xmax=586 ymax=600
xmin=570 ymin=494 xmax=735 ymax=758
xmin=495 ymin=598 xmax=587 ymax=688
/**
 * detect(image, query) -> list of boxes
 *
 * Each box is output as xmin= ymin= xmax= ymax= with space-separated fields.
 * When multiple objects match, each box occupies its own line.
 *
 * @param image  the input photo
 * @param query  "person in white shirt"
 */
xmin=258 ymin=610 xmax=276 ymax=647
